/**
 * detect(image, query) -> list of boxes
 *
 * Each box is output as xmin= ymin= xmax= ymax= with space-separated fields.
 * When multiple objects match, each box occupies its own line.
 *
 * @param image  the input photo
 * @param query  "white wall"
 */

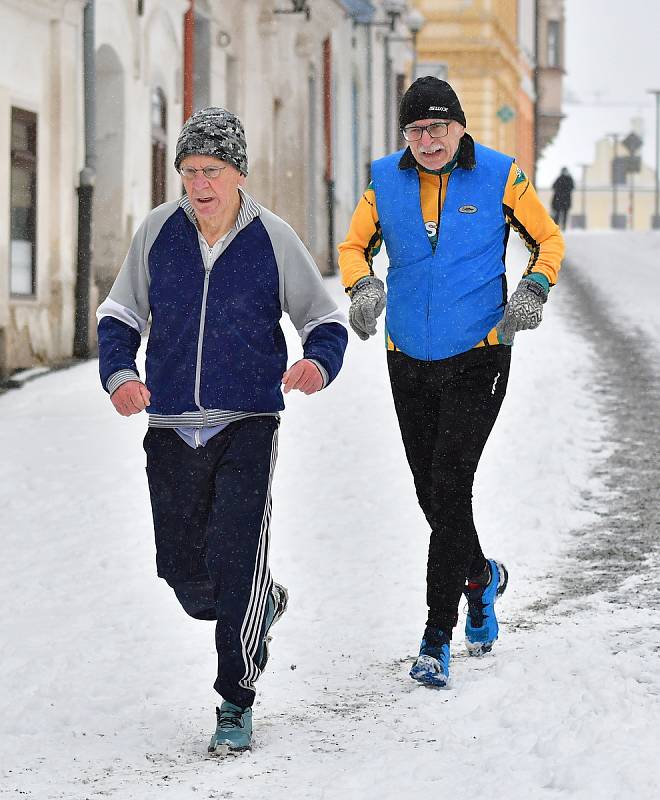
xmin=0 ymin=0 xmax=85 ymax=372
xmin=1 ymin=0 xmax=399 ymax=371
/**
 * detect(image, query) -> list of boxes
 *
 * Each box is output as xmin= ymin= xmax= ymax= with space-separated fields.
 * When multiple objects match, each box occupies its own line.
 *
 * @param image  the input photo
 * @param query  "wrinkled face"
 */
xmin=178 ymin=154 xmax=245 ymax=220
xmin=405 ymin=118 xmax=465 ymax=171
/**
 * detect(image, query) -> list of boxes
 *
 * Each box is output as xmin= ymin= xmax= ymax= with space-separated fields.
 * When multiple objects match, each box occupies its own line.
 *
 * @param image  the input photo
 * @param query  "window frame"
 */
xmin=10 ymin=107 xmax=38 ymax=298
xmin=547 ymin=20 xmax=562 ymax=69
xmin=151 ymin=87 xmax=168 ymax=208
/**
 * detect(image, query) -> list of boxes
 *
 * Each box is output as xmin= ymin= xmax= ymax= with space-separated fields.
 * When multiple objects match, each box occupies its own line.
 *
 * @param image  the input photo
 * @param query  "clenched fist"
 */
xmin=110 ymin=380 xmax=151 ymax=416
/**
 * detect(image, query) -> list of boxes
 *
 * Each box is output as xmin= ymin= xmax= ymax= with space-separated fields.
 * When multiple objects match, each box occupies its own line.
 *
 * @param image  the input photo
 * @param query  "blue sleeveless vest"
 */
xmin=371 ymin=142 xmax=513 ymax=360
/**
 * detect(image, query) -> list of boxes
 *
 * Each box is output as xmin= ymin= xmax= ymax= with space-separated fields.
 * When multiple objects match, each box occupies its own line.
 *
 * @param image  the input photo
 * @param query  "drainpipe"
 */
xmin=532 ymin=0 xmax=540 ymax=183
xmin=183 ymin=0 xmax=195 ymax=121
xmin=365 ymin=21 xmax=373 ymax=186
xmin=323 ymin=37 xmax=336 ymax=275
xmin=73 ymin=0 xmax=96 ymax=359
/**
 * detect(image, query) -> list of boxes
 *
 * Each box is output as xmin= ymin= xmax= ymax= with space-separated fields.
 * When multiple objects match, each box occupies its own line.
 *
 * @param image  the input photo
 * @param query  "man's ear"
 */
xmin=238 ymin=174 xmax=247 ymax=188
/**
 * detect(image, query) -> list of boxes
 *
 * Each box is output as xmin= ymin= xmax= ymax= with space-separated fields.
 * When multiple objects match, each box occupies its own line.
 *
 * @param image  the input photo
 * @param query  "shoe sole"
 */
xmin=409 ymin=655 xmax=450 ymax=688
xmin=208 ymin=742 xmax=251 ymax=756
xmin=271 ymin=582 xmax=289 ymax=627
xmin=466 ymin=560 xmax=508 ymax=658
xmin=259 ymin=582 xmax=289 ymax=670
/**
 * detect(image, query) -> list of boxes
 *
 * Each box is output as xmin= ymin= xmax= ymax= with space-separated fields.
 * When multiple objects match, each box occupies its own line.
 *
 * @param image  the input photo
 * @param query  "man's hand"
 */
xmin=110 ymin=381 xmax=151 ymax=416
xmin=349 ymin=276 xmax=386 ymax=340
xmin=282 ymin=360 xmax=323 ymax=395
xmin=496 ymin=278 xmax=548 ymax=345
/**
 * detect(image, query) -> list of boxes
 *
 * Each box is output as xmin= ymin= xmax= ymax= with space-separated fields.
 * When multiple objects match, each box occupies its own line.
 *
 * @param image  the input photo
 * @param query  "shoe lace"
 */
xmin=463 ymin=585 xmax=486 ymax=627
xmin=422 ymin=629 xmax=450 ymax=662
xmin=216 ymin=707 xmax=244 ymax=730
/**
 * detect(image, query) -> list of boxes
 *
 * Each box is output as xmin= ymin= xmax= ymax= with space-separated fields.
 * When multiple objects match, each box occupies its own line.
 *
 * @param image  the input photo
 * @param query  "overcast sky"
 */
xmin=536 ymin=0 xmax=660 ymax=187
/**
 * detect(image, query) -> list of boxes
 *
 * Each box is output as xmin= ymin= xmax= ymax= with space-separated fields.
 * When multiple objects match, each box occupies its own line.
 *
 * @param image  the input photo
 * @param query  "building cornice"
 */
xmin=3 ymin=0 xmax=86 ymax=20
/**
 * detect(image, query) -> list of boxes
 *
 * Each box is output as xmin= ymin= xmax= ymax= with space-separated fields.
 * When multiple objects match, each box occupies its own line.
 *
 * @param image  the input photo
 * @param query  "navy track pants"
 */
xmin=143 ymin=417 xmax=279 ymax=708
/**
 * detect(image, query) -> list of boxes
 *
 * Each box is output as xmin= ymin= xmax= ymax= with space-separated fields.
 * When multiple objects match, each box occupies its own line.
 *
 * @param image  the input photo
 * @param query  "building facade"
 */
xmin=1 ymin=0 xmax=423 ymax=377
xmin=409 ymin=0 xmax=565 ymax=178
xmin=0 ymin=0 xmax=87 ymax=379
xmin=1 ymin=0 xmax=567 ymax=378
xmin=412 ymin=0 xmax=523 ymax=161
xmin=535 ymin=0 xmax=565 ymax=160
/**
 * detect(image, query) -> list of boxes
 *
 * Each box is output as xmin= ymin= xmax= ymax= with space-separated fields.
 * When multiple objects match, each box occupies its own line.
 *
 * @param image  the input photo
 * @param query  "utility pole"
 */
xmin=572 ymin=163 xmax=588 ymax=229
xmin=608 ymin=132 xmax=625 ymax=229
xmin=648 ymin=89 xmax=660 ymax=229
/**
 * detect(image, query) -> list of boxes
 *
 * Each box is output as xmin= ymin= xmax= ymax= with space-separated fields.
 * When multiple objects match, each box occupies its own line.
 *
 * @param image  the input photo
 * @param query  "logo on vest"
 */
xmin=458 ymin=205 xmax=478 ymax=214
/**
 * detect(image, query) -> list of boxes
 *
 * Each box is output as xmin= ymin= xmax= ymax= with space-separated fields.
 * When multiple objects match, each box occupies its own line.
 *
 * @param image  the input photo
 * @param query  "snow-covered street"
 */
xmin=2 ymin=233 xmax=660 ymax=799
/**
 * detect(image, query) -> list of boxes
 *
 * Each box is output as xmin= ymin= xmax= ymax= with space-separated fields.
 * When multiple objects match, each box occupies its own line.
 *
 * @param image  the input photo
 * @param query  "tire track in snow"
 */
xmin=524 ymin=258 xmax=660 ymax=616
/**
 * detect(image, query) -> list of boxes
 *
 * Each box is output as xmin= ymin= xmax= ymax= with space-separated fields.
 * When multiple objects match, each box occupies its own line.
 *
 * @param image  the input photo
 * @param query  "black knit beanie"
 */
xmin=399 ymin=77 xmax=466 ymax=129
xmin=175 ymin=107 xmax=248 ymax=176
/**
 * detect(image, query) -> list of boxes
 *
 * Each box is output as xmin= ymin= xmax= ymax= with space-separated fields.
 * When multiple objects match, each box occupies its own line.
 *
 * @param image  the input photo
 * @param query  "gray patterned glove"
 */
xmin=496 ymin=277 xmax=548 ymax=345
xmin=349 ymin=277 xmax=386 ymax=341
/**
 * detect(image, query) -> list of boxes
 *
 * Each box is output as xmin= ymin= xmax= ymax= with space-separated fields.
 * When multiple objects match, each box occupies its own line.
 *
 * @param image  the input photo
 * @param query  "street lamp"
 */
xmin=273 ymin=0 xmax=311 ymax=20
xmin=381 ymin=2 xmax=425 ymax=152
xmin=353 ymin=2 xmax=406 ymax=182
xmin=648 ymin=89 xmax=660 ymax=229
xmin=405 ymin=7 xmax=425 ymax=81
xmin=382 ymin=0 xmax=406 ymax=152
xmin=383 ymin=0 xmax=407 ymax=28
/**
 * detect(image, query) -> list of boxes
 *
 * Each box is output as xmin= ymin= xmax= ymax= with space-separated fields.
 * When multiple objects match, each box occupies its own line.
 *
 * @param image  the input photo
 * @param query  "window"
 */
xmin=547 ymin=20 xmax=561 ymax=68
xmin=10 ymin=108 xmax=38 ymax=296
xmin=151 ymin=88 xmax=167 ymax=208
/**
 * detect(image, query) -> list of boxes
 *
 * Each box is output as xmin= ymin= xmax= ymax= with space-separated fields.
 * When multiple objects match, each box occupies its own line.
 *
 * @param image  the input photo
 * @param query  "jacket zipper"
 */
xmin=194 ymin=244 xmax=214 ymax=426
xmin=427 ymin=173 xmax=444 ymax=360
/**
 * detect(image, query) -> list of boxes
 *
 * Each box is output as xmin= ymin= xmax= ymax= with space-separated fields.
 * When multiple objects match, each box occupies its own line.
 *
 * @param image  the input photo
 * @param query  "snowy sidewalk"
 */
xmin=2 ymin=235 xmax=660 ymax=799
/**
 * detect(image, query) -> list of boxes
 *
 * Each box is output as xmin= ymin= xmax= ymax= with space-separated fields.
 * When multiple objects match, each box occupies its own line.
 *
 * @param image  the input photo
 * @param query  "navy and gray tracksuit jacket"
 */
xmin=97 ymin=189 xmax=348 ymax=426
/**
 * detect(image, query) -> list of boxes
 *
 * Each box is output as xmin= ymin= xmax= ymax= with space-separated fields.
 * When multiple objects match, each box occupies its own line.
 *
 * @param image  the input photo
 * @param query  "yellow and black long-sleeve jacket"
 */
xmin=338 ymin=134 xmax=564 ymax=359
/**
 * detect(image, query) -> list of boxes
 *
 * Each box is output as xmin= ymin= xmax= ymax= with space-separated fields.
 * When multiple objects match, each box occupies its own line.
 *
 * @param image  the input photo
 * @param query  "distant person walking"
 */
xmin=551 ymin=167 xmax=575 ymax=230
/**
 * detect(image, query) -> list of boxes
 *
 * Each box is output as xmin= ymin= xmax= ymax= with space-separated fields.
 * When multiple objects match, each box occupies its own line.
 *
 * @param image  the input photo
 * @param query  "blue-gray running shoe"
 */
xmin=208 ymin=701 xmax=252 ymax=754
xmin=464 ymin=559 xmax=508 ymax=656
xmin=409 ymin=626 xmax=451 ymax=688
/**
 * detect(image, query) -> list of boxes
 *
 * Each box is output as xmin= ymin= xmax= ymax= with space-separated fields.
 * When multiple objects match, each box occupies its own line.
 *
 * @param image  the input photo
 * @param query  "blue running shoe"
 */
xmin=208 ymin=701 xmax=252 ymax=753
xmin=464 ymin=559 xmax=508 ymax=657
xmin=256 ymin=582 xmax=288 ymax=671
xmin=409 ymin=627 xmax=451 ymax=688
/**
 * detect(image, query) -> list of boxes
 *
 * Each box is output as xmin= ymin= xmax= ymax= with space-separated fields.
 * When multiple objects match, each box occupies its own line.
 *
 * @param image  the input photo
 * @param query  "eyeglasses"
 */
xmin=401 ymin=122 xmax=450 ymax=142
xmin=178 ymin=165 xmax=227 ymax=180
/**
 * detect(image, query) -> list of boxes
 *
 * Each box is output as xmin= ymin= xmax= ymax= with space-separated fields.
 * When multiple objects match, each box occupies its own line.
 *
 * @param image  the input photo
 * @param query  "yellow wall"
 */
xmin=412 ymin=0 xmax=533 ymax=166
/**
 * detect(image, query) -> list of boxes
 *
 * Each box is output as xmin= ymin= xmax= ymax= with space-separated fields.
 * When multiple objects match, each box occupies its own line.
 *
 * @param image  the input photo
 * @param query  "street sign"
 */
xmin=612 ymin=155 xmax=641 ymax=184
xmin=622 ymin=131 xmax=643 ymax=154
xmin=496 ymin=105 xmax=515 ymax=123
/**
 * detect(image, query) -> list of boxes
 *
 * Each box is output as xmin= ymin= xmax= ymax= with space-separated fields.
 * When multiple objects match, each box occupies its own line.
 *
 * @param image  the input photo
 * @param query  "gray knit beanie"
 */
xmin=175 ymin=107 xmax=248 ymax=176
